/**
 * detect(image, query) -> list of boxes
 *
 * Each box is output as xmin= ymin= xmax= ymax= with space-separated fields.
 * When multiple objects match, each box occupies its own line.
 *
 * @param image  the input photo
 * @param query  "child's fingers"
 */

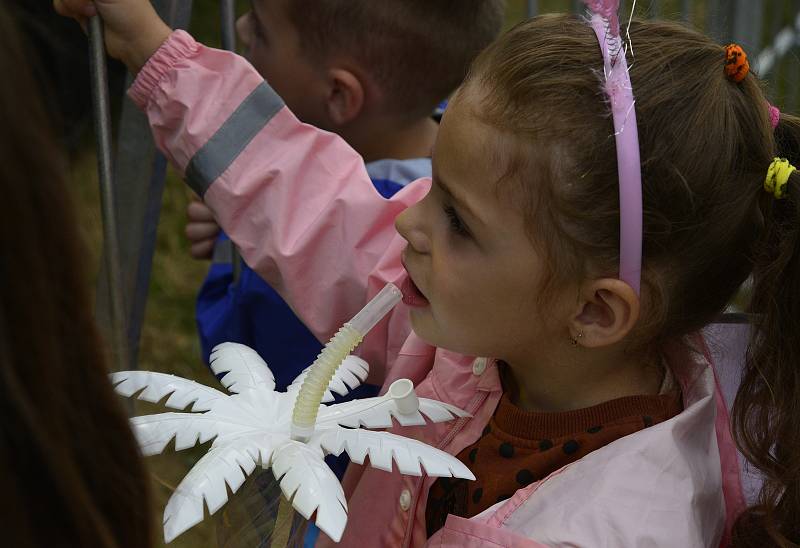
xmin=186 ymin=201 xmax=219 ymax=260
xmin=186 ymin=221 xmax=220 ymax=243
xmin=55 ymin=0 xmax=172 ymax=72
xmin=187 ymin=200 xmax=216 ymax=222
xmin=190 ymin=240 xmax=215 ymax=261
xmin=53 ymin=0 xmax=96 ymax=19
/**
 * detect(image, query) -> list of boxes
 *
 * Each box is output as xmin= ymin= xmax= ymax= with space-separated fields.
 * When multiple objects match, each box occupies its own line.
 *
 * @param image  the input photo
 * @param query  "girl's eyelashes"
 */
xmin=443 ymin=204 xmax=471 ymax=237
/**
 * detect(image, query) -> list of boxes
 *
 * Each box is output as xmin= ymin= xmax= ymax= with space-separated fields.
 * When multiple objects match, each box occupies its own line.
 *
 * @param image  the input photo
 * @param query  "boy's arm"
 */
xmin=129 ymin=31 xmax=424 ymax=380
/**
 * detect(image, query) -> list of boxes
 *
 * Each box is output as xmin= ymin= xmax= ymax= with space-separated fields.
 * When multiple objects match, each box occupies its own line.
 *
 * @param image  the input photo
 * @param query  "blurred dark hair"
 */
xmin=0 ymin=9 xmax=152 ymax=548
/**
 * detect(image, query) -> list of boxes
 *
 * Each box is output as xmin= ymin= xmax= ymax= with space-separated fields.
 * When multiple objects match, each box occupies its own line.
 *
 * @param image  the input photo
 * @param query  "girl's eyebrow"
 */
xmin=435 ymin=173 xmax=485 ymax=228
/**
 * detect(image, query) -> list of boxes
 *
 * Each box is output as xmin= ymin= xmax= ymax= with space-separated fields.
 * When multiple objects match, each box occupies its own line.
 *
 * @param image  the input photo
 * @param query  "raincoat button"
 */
xmin=472 ymin=357 xmax=487 ymax=376
xmin=399 ymin=489 xmax=412 ymax=511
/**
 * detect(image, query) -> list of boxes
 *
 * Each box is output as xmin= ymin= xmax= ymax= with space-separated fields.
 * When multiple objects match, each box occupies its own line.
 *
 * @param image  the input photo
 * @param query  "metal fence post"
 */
xmin=220 ymin=0 xmax=242 ymax=284
xmin=706 ymin=0 xmax=730 ymax=42
xmin=732 ymin=0 xmax=764 ymax=54
xmin=681 ymin=0 xmax=691 ymax=23
xmin=95 ymin=0 xmax=194 ymax=371
xmin=787 ymin=0 xmax=800 ymax=112
xmin=89 ymin=16 xmax=129 ymax=374
xmin=221 ymin=0 xmax=237 ymax=51
xmin=527 ymin=0 xmax=538 ymax=18
xmin=650 ymin=0 xmax=661 ymax=18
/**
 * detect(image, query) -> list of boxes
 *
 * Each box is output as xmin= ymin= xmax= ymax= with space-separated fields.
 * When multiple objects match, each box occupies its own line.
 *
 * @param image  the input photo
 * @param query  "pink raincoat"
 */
xmin=130 ymin=31 xmax=746 ymax=547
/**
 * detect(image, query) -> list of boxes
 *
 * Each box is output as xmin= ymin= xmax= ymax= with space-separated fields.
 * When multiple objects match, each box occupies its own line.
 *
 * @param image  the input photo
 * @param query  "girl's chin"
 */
xmin=409 ymin=314 xmax=489 ymax=358
xmin=408 ymin=308 xmax=435 ymax=339
xmin=409 ymin=310 xmax=458 ymax=351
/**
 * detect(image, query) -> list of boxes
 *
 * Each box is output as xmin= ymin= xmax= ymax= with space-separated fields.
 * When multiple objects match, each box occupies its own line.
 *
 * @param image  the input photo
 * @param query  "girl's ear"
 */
xmin=325 ymin=67 xmax=365 ymax=126
xmin=568 ymin=278 xmax=640 ymax=348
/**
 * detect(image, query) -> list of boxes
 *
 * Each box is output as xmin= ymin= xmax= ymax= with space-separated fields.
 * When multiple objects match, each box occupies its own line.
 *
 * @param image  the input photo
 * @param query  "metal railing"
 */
xmin=94 ymin=0 xmax=194 ymax=371
xmin=522 ymin=0 xmax=800 ymax=110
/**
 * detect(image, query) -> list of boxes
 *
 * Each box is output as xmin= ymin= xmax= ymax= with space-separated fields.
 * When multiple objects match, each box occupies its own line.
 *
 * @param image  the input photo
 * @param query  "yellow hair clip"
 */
xmin=764 ymin=158 xmax=797 ymax=199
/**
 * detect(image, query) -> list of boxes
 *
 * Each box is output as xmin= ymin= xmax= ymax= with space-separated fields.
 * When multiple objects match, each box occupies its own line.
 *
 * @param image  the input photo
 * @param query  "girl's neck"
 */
xmin=503 ymin=346 xmax=664 ymax=413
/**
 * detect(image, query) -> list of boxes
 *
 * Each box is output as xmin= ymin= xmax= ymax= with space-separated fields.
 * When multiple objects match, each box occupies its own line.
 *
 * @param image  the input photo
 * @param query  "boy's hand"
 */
xmin=53 ymin=0 xmax=172 ymax=73
xmin=186 ymin=200 xmax=221 ymax=260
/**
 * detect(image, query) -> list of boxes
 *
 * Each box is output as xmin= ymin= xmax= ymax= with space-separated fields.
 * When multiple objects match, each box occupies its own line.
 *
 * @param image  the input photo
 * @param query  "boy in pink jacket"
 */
xmin=57 ymin=0 xmax=800 ymax=545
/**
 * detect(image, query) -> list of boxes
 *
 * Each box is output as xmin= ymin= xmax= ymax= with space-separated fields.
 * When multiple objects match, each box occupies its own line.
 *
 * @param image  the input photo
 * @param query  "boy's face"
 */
xmin=237 ymin=1 xmax=330 ymax=129
xmin=395 ymin=94 xmax=573 ymax=365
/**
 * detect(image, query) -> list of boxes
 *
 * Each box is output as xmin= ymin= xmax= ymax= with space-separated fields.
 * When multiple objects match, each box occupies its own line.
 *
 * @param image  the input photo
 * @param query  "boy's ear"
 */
xmin=568 ymin=278 xmax=640 ymax=348
xmin=325 ymin=67 xmax=365 ymax=126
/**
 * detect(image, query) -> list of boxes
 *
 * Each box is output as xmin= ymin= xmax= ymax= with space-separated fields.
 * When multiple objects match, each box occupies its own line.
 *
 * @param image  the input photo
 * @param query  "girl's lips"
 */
xmin=401 ymin=274 xmax=429 ymax=308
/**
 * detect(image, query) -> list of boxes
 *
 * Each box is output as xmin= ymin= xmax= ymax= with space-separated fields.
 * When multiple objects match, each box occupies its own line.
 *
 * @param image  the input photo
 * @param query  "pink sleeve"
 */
xmin=129 ymin=30 xmax=427 ymax=382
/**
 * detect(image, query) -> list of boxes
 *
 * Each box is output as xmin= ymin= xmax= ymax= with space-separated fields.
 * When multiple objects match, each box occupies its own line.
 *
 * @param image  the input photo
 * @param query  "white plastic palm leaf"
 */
xmin=163 ymin=433 xmax=275 ymax=543
xmin=111 ymin=336 xmax=476 ymax=544
xmin=130 ymin=412 xmax=258 ymax=456
xmin=316 ymin=394 xmax=470 ymax=429
xmin=110 ymin=371 xmax=227 ymax=412
xmin=286 ymin=355 xmax=369 ymax=403
xmin=318 ymin=427 xmax=476 ymax=479
xmin=271 ymin=440 xmax=348 ymax=542
xmin=209 ymin=342 xmax=276 ymax=395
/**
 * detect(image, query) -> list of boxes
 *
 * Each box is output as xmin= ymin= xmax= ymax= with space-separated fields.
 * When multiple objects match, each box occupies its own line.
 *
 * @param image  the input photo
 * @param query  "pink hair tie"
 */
xmin=768 ymin=103 xmax=780 ymax=130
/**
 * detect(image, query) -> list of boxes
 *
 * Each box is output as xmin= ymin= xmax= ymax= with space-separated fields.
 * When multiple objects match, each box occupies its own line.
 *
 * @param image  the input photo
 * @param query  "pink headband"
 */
xmin=768 ymin=103 xmax=780 ymax=130
xmin=584 ymin=1 xmax=642 ymax=295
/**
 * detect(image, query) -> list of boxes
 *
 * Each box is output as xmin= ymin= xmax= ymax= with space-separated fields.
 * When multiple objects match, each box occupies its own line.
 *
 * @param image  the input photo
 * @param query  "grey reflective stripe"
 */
xmin=186 ymin=81 xmax=284 ymax=196
xmin=212 ymin=239 xmax=234 ymax=264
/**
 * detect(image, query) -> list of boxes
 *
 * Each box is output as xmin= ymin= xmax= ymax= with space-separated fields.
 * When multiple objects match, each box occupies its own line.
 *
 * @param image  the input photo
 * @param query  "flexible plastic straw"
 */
xmin=290 ymin=284 xmax=402 ymax=441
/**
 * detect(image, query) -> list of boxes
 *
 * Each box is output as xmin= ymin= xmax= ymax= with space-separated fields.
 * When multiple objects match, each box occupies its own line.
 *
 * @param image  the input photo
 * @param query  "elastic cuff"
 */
xmin=128 ymin=30 xmax=201 ymax=110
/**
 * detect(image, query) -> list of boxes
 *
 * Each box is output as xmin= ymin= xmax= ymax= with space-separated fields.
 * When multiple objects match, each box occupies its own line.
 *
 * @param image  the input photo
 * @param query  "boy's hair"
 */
xmin=285 ymin=0 xmax=506 ymax=120
xmin=462 ymin=15 xmax=800 ymax=544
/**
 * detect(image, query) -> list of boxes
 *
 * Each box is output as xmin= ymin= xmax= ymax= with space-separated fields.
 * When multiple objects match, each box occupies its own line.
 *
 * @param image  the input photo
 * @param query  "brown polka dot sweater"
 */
xmin=425 ymin=383 xmax=683 ymax=537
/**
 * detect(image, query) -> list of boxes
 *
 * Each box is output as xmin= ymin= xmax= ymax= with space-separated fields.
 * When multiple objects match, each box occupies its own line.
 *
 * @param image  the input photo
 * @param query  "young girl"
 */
xmin=56 ymin=0 xmax=800 ymax=545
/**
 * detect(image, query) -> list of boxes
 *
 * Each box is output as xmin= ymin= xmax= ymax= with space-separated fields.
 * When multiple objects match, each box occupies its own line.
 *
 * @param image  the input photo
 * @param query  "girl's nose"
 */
xmin=395 ymin=207 xmax=431 ymax=255
xmin=236 ymin=13 xmax=252 ymax=48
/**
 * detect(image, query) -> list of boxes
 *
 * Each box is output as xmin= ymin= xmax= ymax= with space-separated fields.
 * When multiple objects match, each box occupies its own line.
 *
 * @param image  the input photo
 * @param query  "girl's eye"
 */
xmin=443 ymin=205 xmax=470 ymax=237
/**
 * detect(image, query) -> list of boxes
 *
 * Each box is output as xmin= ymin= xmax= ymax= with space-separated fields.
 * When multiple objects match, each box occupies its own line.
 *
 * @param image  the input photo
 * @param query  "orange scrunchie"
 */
xmin=725 ymin=44 xmax=750 ymax=82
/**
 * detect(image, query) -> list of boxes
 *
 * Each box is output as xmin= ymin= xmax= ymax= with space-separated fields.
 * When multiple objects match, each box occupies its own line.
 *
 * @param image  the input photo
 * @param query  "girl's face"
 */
xmin=395 ymin=96 xmax=571 ymax=363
